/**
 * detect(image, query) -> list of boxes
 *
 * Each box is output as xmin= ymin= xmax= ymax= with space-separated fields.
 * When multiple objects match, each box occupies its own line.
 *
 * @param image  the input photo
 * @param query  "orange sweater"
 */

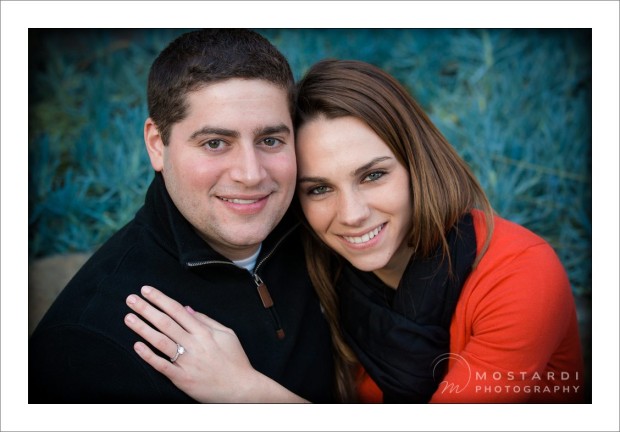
xmin=358 ymin=211 xmax=585 ymax=403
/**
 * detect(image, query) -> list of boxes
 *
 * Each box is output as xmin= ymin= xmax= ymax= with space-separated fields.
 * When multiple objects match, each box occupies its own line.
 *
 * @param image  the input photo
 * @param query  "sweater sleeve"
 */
xmin=28 ymin=324 xmax=193 ymax=403
xmin=430 ymin=240 xmax=582 ymax=403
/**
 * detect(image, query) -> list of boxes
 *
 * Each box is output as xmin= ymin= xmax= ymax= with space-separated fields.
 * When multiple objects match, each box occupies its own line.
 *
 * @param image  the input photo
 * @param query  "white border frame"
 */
xmin=3 ymin=1 xmax=618 ymax=431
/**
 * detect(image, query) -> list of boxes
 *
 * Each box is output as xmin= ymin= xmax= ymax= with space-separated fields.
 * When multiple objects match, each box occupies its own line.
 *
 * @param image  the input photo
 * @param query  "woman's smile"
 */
xmin=339 ymin=223 xmax=386 ymax=247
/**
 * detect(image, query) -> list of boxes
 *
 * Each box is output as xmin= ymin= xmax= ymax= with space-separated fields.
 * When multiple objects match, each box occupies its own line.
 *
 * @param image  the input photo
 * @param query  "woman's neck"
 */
xmin=372 ymin=245 xmax=415 ymax=289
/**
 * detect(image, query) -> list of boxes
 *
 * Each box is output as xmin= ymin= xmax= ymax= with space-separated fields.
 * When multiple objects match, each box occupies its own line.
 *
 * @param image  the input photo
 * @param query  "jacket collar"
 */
xmin=140 ymin=172 xmax=299 ymax=268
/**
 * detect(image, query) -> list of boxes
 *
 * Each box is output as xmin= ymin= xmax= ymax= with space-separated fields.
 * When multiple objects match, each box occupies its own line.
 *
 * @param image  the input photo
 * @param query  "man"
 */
xmin=28 ymin=29 xmax=334 ymax=403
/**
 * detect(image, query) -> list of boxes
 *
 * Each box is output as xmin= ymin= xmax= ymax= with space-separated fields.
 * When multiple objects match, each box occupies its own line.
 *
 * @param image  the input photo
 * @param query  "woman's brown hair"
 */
xmin=294 ymin=59 xmax=495 ymax=402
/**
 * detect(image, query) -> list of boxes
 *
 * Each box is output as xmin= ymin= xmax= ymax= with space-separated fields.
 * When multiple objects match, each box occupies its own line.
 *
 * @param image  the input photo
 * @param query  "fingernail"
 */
xmin=125 ymin=313 xmax=135 ymax=323
xmin=141 ymin=285 xmax=152 ymax=295
xmin=127 ymin=295 xmax=137 ymax=305
xmin=185 ymin=305 xmax=195 ymax=314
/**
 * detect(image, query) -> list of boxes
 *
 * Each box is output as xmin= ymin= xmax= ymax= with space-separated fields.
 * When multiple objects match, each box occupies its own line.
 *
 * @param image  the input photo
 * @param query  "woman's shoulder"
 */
xmin=471 ymin=209 xmax=555 ymax=259
xmin=469 ymin=209 xmax=569 ymax=290
xmin=468 ymin=210 xmax=569 ymax=295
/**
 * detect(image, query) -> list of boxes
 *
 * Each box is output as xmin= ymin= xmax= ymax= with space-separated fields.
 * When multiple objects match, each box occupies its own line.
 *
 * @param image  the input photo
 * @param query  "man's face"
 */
xmin=146 ymin=79 xmax=296 ymax=261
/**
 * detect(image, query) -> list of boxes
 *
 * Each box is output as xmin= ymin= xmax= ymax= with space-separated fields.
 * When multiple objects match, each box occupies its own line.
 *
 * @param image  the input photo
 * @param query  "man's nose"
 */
xmin=229 ymin=145 xmax=267 ymax=186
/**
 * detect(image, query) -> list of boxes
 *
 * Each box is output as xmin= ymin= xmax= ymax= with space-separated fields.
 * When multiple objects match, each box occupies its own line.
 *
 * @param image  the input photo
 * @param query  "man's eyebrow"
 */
xmin=189 ymin=124 xmax=291 ymax=141
xmin=254 ymin=124 xmax=291 ymax=137
xmin=189 ymin=127 xmax=239 ymax=141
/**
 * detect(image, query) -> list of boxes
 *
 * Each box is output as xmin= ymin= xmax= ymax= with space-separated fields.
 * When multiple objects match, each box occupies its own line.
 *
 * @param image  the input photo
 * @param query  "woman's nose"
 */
xmin=337 ymin=190 xmax=370 ymax=226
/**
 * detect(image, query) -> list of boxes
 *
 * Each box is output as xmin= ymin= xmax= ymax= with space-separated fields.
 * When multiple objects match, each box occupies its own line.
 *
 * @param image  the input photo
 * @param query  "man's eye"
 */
xmin=204 ymin=139 xmax=224 ymax=149
xmin=262 ymin=137 xmax=282 ymax=147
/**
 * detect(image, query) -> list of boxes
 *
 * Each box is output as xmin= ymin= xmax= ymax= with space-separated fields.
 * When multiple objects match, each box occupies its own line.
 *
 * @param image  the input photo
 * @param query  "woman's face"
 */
xmin=296 ymin=116 xmax=414 ymax=287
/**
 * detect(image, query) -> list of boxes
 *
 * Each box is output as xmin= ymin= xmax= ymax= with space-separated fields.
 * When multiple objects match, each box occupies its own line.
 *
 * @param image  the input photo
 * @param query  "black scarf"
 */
xmin=337 ymin=213 xmax=477 ymax=403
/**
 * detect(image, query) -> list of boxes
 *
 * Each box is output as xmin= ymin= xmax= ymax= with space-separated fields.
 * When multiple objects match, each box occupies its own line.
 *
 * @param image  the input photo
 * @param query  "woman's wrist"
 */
xmin=235 ymin=369 xmax=309 ymax=403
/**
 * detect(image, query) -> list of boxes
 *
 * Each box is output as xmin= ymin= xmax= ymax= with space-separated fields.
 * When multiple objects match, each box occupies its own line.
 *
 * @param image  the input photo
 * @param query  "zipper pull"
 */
xmin=253 ymin=274 xmax=285 ymax=340
xmin=254 ymin=273 xmax=274 ymax=307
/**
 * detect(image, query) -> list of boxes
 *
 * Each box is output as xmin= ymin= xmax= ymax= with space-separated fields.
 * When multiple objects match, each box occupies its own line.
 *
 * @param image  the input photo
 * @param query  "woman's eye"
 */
xmin=364 ymin=171 xmax=385 ymax=182
xmin=309 ymin=185 xmax=330 ymax=195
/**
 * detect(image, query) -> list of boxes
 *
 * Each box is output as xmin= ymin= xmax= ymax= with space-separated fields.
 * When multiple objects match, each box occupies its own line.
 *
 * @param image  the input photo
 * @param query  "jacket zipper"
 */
xmin=186 ymin=223 xmax=298 ymax=340
xmin=249 ymin=224 xmax=298 ymax=340
xmin=253 ymin=273 xmax=285 ymax=340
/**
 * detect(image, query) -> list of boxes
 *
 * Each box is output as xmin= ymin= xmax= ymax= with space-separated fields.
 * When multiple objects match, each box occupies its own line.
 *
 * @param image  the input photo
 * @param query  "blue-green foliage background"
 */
xmin=29 ymin=29 xmax=592 ymax=298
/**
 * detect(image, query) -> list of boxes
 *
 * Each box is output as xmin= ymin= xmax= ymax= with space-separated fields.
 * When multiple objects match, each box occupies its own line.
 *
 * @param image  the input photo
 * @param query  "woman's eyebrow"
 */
xmin=298 ymin=156 xmax=393 ymax=184
xmin=351 ymin=156 xmax=393 ymax=176
xmin=297 ymin=175 xmax=327 ymax=184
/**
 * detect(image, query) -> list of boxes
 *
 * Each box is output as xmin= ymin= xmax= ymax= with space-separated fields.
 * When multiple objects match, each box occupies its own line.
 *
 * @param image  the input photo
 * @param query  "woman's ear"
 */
xmin=144 ymin=118 xmax=164 ymax=172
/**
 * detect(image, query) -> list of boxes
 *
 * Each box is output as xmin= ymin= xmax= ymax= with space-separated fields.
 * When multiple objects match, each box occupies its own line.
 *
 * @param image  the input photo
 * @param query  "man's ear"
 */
xmin=144 ymin=118 xmax=165 ymax=172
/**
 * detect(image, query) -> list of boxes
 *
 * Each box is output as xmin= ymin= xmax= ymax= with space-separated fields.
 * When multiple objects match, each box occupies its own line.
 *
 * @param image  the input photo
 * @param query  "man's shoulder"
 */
xmin=31 ymin=219 xmax=173 ymax=334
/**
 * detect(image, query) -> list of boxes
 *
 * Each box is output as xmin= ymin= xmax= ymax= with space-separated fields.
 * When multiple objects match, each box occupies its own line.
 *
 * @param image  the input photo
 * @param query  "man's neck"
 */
xmin=231 ymin=244 xmax=262 ymax=272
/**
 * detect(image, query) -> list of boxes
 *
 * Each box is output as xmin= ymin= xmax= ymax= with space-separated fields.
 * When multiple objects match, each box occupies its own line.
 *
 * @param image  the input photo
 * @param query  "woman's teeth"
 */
xmin=343 ymin=224 xmax=384 ymax=244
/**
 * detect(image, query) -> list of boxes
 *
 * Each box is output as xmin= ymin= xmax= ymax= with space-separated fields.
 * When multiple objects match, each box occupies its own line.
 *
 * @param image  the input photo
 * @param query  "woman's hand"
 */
xmin=124 ymin=285 xmax=307 ymax=403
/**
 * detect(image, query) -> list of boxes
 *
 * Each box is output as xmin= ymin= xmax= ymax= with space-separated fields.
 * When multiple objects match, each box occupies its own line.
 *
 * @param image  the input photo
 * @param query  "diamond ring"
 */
xmin=170 ymin=343 xmax=186 ymax=363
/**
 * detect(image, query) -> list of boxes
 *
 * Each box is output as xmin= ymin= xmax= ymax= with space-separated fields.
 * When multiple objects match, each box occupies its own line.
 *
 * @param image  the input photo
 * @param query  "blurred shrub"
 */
xmin=28 ymin=29 xmax=591 ymax=296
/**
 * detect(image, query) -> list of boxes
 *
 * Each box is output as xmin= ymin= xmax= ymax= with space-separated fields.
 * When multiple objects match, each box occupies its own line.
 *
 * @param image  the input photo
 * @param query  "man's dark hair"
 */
xmin=147 ymin=29 xmax=295 ymax=145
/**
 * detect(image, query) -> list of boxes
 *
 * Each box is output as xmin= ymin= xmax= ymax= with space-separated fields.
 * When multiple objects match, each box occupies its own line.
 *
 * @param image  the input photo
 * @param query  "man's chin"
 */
xmin=223 ymin=228 xmax=274 ymax=250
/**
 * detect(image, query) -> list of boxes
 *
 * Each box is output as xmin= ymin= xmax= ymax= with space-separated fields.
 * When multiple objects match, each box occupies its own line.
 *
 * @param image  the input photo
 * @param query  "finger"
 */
xmin=133 ymin=341 xmax=182 ymax=380
xmin=124 ymin=312 xmax=178 ymax=360
xmin=140 ymin=285 xmax=202 ymax=333
xmin=126 ymin=291 xmax=189 ymax=343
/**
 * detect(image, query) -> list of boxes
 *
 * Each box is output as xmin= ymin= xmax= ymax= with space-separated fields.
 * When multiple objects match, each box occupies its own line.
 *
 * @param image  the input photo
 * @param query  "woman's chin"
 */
xmin=343 ymin=256 xmax=386 ymax=274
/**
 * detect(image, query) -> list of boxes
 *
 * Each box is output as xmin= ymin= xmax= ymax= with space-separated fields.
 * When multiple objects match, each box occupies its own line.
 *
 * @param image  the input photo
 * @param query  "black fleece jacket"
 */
xmin=29 ymin=173 xmax=334 ymax=403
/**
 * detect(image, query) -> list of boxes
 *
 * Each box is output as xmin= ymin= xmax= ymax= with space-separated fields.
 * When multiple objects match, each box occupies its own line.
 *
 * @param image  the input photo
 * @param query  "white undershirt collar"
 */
xmin=232 ymin=244 xmax=262 ymax=272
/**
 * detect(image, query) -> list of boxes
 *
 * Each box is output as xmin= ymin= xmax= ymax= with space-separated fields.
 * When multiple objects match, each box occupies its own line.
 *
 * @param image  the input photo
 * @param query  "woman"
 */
xmin=124 ymin=60 xmax=584 ymax=403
